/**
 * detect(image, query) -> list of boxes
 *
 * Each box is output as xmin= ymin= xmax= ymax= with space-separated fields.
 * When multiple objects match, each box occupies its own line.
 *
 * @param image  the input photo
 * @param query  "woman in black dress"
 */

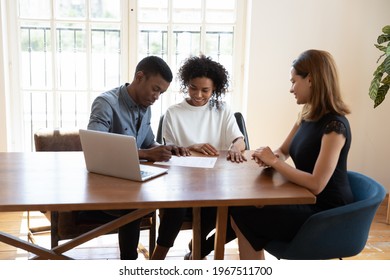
xmin=230 ymin=49 xmax=353 ymax=259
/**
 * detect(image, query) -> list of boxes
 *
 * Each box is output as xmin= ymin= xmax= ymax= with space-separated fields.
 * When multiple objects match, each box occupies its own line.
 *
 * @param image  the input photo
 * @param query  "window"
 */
xmin=10 ymin=0 xmax=123 ymax=150
xmin=134 ymin=0 xmax=243 ymax=128
xmin=5 ymin=0 xmax=246 ymax=151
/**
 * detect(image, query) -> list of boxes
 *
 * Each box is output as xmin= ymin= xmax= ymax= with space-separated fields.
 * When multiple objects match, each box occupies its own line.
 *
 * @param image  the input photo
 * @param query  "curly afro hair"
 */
xmin=178 ymin=54 xmax=229 ymax=109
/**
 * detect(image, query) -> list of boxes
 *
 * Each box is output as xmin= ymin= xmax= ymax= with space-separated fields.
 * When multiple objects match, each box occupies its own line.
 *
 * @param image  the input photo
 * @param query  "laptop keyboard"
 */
xmin=140 ymin=170 xmax=155 ymax=178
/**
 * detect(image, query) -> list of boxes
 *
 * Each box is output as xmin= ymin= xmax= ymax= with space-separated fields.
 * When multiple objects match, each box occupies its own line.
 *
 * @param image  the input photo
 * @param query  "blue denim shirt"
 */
xmin=87 ymin=83 xmax=155 ymax=149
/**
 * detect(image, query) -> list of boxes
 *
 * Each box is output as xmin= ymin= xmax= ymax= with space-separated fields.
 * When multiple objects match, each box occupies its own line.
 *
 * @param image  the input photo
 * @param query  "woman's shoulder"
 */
xmin=321 ymin=113 xmax=349 ymax=125
xmin=166 ymin=99 xmax=188 ymax=112
xmin=215 ymin=101 xmax=234 ymax=114
xmin=321 ymin=113 xmax=351 ymax=136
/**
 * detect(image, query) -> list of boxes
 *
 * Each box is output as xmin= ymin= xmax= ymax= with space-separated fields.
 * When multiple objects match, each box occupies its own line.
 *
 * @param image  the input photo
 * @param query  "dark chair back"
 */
xmin=234 ymin=112 xmax=250 ymax=150
xmin=156 ymin=115 xmax=165 ymax=145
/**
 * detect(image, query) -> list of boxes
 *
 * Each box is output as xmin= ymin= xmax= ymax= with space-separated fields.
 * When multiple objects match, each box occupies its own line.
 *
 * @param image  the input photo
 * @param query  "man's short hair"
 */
xmin=135 ymin=56 xmax=173 ymax=83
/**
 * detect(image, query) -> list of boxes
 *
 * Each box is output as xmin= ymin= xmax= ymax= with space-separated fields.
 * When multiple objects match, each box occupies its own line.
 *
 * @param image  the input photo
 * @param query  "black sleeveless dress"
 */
xmin=230 ymin=113 xmax=353 ymax=250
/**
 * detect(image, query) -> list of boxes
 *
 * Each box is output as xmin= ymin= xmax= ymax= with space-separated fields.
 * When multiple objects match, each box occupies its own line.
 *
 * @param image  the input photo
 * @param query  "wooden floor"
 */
xmin=1 ymin=196 xmax=389 ymax=260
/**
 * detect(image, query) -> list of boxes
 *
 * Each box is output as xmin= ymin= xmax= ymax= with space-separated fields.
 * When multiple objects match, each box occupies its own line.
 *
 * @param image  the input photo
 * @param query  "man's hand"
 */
xmin=139 ymin=145 xmax=190 ymax=162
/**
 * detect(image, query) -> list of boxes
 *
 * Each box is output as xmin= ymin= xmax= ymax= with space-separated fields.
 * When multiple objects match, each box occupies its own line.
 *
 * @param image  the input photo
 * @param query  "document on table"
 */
xmin=154 ymin=156 xmax=217 ymax=168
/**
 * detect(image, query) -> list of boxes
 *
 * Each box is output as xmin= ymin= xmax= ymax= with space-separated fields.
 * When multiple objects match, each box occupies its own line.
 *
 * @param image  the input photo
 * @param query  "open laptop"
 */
xmin=79 ymin=129 xmax=168 ymax=181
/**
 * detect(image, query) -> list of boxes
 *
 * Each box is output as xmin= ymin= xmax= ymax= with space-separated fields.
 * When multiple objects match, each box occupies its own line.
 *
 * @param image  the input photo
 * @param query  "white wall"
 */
xmin=0 ymin=0 xmax=9 ymax=152
xmin=245 ymin=0 xmax=390 ymax=190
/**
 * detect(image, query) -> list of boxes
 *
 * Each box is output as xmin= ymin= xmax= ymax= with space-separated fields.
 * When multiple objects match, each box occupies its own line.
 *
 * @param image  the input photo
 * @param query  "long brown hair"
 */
xmin=293 ymin=50 xmax=350 ymax=122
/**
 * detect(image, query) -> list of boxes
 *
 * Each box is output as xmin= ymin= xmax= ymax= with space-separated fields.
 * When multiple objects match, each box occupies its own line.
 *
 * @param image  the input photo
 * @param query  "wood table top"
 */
xmin=0 ymin=151 xmax=316 ymax=212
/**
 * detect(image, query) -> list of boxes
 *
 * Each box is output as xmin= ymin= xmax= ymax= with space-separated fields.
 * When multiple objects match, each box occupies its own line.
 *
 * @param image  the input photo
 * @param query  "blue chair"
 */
xmin=264 ymin=171 xmax=386 ymax=260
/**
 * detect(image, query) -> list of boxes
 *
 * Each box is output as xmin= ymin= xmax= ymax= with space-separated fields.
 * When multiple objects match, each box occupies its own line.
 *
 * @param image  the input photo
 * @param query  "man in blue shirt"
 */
xmin=87 ymin=56 xmax=189 ymax=259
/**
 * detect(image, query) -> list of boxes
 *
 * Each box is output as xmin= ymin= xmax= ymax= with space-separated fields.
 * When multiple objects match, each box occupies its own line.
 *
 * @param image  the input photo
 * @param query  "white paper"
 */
xmin=154 ymin=155 xmax=217 ymax=168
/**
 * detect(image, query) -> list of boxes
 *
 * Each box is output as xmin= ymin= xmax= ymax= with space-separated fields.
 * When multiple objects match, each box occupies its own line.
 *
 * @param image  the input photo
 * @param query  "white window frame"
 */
xmin=129 ymin=0 xmax=248 ymax=131
xmin=2 ymin=0 xmax=248 ymax=151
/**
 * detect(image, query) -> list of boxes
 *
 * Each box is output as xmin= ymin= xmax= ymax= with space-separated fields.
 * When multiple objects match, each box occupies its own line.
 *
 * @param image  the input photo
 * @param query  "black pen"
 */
xmin=163 ymin=137 xmax=166 ymax=145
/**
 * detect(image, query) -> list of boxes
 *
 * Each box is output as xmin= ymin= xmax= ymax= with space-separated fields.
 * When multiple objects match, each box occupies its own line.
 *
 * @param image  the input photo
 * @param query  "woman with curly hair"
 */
xmin=150 ymin=54 xmax=246 ymax=260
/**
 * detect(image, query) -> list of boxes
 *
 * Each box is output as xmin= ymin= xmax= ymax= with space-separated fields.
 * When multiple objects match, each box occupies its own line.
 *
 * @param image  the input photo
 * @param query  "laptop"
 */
xmin=79 ymin=129 xmax=168 ymax=181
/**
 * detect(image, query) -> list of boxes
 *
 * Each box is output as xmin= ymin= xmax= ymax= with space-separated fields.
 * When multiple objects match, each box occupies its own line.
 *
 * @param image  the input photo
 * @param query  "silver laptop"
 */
xmin=79 ymin=129 xmax=168 ymax=181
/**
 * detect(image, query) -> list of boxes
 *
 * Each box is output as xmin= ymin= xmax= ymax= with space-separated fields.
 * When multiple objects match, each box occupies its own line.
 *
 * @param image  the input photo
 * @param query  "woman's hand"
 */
xmin=227 ymin=146 xmax=247 ymax=163
xmin=167 ymin=145 xmax=191 ymax=156
xmin=188 ymin=143 xmax=219 ymax=156
xmin=251 ymin=146 xmax=279 ymax=168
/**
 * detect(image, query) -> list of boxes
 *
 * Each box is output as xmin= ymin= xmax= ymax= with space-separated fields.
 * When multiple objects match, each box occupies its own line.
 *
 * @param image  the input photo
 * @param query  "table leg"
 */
xmin=192 ymin=207 xmax=201 ymax=260
xmin=0 ymin=231 xmax=70 ymax=260
xmin=214 ymin=206 xmax=228 ymax=260
xmin=30 ymin=208 xmax=155 ymax=259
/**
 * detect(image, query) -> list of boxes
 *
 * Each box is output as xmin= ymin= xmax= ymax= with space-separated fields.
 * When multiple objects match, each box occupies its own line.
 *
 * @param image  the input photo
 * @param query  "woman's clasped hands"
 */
xmin=251 ymin=146 xmax=280 ymax=168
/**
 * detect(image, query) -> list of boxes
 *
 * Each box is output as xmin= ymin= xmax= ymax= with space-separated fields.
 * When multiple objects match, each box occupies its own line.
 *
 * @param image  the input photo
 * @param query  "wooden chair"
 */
xmin=29 ymin=128 xmax=156 ymax=257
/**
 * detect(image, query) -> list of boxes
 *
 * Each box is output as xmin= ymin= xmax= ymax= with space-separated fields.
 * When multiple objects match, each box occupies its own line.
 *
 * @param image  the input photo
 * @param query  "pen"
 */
xmin=163 ymin=137 xmax=166 ymax=145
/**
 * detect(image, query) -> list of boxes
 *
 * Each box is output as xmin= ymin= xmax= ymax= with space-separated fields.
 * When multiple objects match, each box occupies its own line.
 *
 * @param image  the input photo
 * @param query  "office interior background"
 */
xmin=0 ymin=0 xmax=389 ymax=194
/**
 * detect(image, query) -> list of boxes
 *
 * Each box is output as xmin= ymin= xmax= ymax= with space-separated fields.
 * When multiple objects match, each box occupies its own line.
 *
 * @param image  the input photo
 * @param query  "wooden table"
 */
xmin=0 ymin=151 xmax=316 ymax=260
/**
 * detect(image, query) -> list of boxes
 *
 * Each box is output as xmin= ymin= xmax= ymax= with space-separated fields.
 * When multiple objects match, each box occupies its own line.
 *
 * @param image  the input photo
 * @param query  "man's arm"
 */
xmin=87 ymin=97 xmax=112 ymax=132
